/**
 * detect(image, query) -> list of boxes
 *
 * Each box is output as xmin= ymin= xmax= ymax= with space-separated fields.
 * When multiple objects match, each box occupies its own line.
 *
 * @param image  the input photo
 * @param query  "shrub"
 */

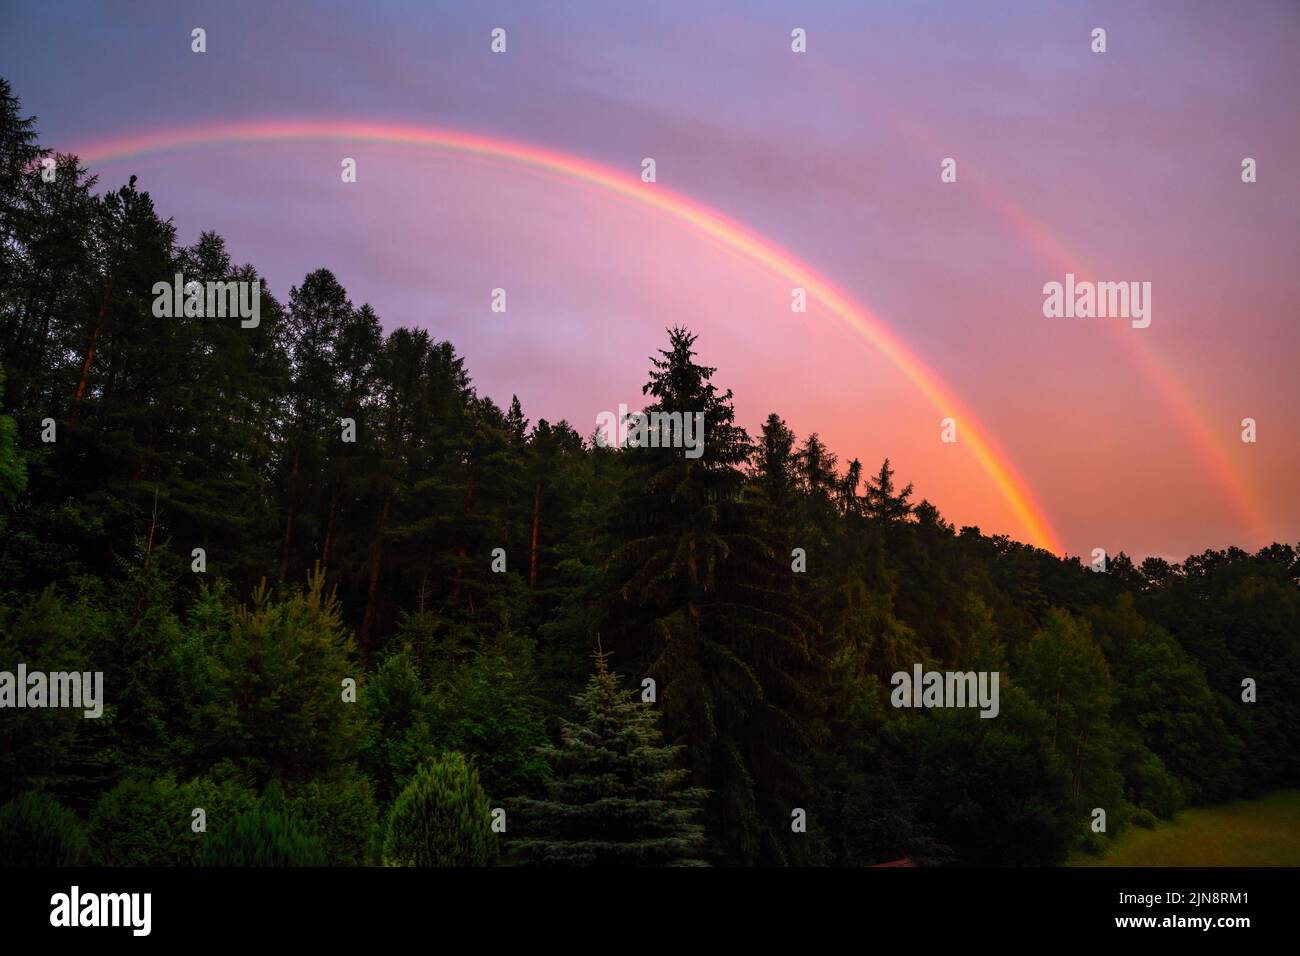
xmin=429 ymin=649 xmax=549 ymax=800
xmin=1126 ymin=750 xmax=1183 ymax=820
xmin=288 ymin=775 xmax=379 ymax=866
xmin=90 ymin=774 xmax=258 ymax=866
xmin=204 ymin=571 xmax=364 ymax=782
xmin=1132 ymin=808 xmax=1159 ymax=829
xmin=196 ymin=808 xmax=327 ymax=866
xmin=0 ymin=792 xmax=87 ymax=866
xmin=383 ymin=752 xmax=498 ymax=867
xmin=90 ymin=777 xmax=183 ymax=866
xmin=1077 ymin=827 xmax=1109 ymax=856
xmin=361 ymin=651 xmax=437 ymax=805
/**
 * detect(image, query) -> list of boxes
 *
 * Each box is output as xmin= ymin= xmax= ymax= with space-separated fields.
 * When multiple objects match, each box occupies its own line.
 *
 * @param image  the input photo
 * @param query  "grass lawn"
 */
xmin=1070 ymin=790 xmax=1300 ymax=866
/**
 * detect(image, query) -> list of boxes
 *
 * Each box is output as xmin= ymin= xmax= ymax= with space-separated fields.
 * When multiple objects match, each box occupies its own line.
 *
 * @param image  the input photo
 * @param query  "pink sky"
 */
xmin=5 ymin=0 xmax=1297 ymax=558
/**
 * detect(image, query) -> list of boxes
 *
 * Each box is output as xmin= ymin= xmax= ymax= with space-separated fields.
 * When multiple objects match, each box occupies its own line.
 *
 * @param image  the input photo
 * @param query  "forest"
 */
xmin=2 ymin=76 xmax=1298 ymax=866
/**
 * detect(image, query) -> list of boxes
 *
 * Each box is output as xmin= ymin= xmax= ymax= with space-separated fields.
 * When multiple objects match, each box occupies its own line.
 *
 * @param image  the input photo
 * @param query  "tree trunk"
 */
xmin=72 ymin=278 xmax=113 ymax=418
xmin=279 ymin=444 xmax=301 ymax=581
xmin=143 ymin=488 xmax=159 ymax=570
xmin=451 ymin=463 xmax=475 ymax=607
xmin=1050 ymin=685 xmax=1061 ymax=751
xmin=529 ymin=479 xmax=541 ymax=588
xmin=358 ymin=492 xmax=392 ymax=661
xmin=1073 ymin=727 xmax=1090 ymax=800
xmin=321 ymin=480 xmax=339 ymax=567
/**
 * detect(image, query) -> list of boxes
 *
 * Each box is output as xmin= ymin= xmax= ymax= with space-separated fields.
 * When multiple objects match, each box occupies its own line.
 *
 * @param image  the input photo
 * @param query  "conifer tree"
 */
xmin=383 ymin=751 xmax=498 ymax=867
xmin=606 ymin=327 xmax=827 ymax=865
xmin=864 ymin=457 xmax=913 ymax=524
xmin=512 ymin=650 xmax=708 ymax=866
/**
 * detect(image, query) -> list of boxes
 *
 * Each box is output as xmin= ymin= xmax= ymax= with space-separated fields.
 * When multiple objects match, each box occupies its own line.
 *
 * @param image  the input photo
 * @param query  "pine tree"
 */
xmin=512 ymin=650 xmax=708 ymax=866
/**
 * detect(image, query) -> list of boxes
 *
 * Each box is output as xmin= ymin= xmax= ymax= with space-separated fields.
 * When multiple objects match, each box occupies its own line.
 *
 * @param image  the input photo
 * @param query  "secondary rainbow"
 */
xmin=985 ymin=187 xmax=1271 ymax=542
xmin=858 ymin=86 xmax=1270 ymax=543
xmin=67 ymin=119 xmax=1065 ymax=553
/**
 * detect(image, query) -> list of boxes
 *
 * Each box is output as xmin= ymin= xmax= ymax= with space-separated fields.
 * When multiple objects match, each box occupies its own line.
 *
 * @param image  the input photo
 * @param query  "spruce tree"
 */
xmin=864 ymin=457 xmax=913 ymax=524
xmin=512 ymin=650 xmax=708 ymax=866
xmin=606 ymin=328 xmax=827 ymax=864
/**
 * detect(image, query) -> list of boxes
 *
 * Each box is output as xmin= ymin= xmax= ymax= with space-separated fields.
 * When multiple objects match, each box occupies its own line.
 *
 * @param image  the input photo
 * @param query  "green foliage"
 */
xmin=1091 ymin=595 xmax=1238 ymax=805
xmin=203 ymin=568 xmax=363 ymax=782
xmin=1015 ymin=609 xmax=1118 ymax=813
xmin=0 ymin=792 xmax=87 ymax=865
xmin=0 ymin=583 xmax=111 ymax=803
xmin=903 ymin=686 xmax=1076 ymax=865
xmin=89 ymin=773 xmax=257 ymax=866
xmin=1137 ymin=548 xmax=1300 ymax=793
xmin=383 ymin=752 xmax=498 ymax=867
xmin=196 ymin=808 xmax=327 ymax=867
xmin=427 ymin=641 xmax=550 ymax=800
xmin=512 ymin=660 xmax=708 ymax=866
xmin=286 ymin=775 xmax=379 ymax=866
xmin=605 ymin=328 xmax=827 ymax=864
xmin=0 ymin=368 xmax=25 ymax=532
xmin=360 ymin=650 xmax=437 ymax=804
xmin=1114 ymin=733 xmax=1184 ymax=821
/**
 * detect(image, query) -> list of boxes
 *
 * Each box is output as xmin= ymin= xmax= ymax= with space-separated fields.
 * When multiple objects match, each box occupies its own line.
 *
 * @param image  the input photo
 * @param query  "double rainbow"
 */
xmin=68 ymin=119 xmax=1064 ymax=553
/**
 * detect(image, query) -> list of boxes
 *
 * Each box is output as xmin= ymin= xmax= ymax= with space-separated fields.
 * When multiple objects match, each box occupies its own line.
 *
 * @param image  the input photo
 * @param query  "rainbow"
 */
xmin=67 ymin=119 xmax=1065 ymax=552
xmin=860 ymin=90 xmax=1270 ymax=543
xmin=983 ymin=186 xmax=1272 ymax=542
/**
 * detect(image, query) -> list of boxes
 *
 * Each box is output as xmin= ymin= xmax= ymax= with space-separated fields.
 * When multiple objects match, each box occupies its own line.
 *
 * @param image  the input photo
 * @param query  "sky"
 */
xmin=2 ymin=0 xmax=1296 ymax=559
